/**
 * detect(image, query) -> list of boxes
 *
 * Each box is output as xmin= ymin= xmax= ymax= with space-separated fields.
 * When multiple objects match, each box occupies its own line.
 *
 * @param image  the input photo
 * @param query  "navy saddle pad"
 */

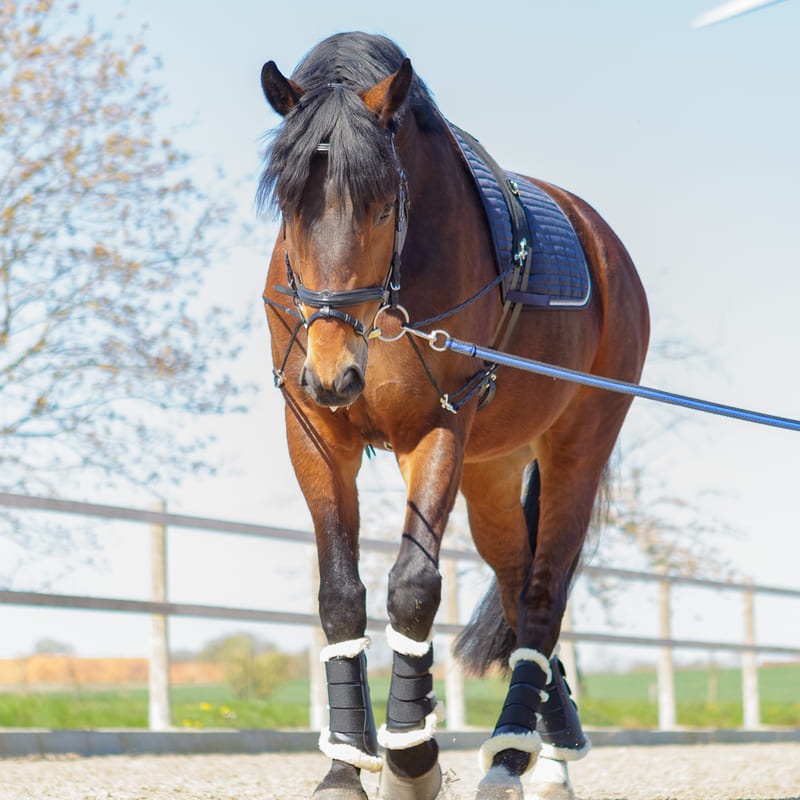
xmin=449 ymin=124 xmax=591 ymax=308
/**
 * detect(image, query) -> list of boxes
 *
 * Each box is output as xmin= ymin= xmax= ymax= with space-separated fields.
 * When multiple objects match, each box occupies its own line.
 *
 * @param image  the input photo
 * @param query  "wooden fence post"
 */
xmin=442 ymin=557 xmax=466 ymax=729
xmin=309 ymin=626 xmax=327 ymax=730
xmin=148 ymin=499 xmax=172 ymax=730
xmin=309 ymin=549 xmax=327 ymax=730
xmin=559 ymin=598 xmax=580 ymax=704
xmin=741 ymin=578 xmax=761 ymax=729
xmin=657 ymin=572 xmax=676 ymax=729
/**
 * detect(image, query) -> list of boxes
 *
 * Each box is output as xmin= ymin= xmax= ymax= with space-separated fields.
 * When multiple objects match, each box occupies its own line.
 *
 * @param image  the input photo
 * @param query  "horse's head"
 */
xmin=260 ymin=54 xmax=413 ymax=408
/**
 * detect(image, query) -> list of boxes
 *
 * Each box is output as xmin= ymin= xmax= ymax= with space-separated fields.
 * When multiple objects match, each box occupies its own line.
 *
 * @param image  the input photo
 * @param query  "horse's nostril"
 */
xmin=299 ymin=362 xmax=365 ymax=407
xmin=335 ymin=366 xmax=365 ymax=398
xmin=300 ymin=364 xmax=313 ymax=392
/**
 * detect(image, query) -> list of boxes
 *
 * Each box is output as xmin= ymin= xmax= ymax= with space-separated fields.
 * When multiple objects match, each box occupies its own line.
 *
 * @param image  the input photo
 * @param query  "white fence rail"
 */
xmin=2 ymin=491 xmax=799 ymax=732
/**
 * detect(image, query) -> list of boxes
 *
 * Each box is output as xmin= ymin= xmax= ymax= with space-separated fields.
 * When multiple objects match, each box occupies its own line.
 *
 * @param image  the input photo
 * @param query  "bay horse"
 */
xmin=259 ymin=32 xmax=648 ymax=800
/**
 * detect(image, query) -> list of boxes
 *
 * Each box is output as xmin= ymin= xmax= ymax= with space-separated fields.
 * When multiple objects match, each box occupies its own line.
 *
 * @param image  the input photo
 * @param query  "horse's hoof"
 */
xmin=314 ymin=790 xmax=368 ymax=800
xmin=475 ymin=766 xmax=524 ymax=800
xmin=378 ymin=761 xmax=442 ymax=800
xmin=314 ymin=763 xmax=368 ymax=800
xmin=526 ymin=757 xmax=575 ymax=800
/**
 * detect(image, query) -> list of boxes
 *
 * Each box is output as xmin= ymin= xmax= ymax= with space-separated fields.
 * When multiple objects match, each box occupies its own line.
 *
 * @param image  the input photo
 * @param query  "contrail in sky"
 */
xmin=692 ymin=0 xmax=790 ymax=28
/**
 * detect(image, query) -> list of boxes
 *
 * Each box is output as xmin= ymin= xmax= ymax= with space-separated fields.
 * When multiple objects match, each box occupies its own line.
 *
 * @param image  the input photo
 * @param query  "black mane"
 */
xmin=257 ymin=32 xmax=438 ymax=221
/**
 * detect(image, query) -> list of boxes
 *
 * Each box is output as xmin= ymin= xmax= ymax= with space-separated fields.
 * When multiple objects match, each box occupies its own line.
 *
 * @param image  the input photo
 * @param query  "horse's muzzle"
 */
xmin=300 ymin=362 xmax=366 ymax=408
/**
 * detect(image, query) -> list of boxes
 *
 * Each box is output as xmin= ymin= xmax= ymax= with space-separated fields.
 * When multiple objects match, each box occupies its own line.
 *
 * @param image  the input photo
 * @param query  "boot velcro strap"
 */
xmin=494 ymin=708 xmax=538 ymax=734
xmin=387 ymin=694 xmax=435 ymax=726
xmin=510 ymin=660 xmax=547 ymax=689
xmin=328 ymin=681 xmax=368 ymax=708
xmin=392 ymin=648 xmax=433 ymax=676
xmin=388 ymin=672 xmax=432 ymax=702
xmin=329 ymin=707 xmax=371 ymax=735
xmin=325 ymin=656 xmax=363 ymax=684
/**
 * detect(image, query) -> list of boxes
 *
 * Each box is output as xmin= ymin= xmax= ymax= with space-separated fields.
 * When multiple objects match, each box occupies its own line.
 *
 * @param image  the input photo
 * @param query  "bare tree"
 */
xmin=0 ymin=2 xmax=252 ymax=588
xmin=0 ymin=0 xmax=248 ymax=495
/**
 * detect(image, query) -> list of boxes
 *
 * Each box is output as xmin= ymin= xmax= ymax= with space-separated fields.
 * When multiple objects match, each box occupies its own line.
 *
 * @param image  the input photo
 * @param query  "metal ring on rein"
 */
xmin=372 ymin=304 xmax=410 ymax=342
xmin=372 ymin=303 xmax=451 ymax=351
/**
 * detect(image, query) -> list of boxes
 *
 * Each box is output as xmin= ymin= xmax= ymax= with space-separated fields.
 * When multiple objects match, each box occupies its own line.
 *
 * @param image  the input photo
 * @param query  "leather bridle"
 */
xmin=262 ymin=108 xmax=500 ymax=413
xmin=269 ymin=135 xmax=409 ymax=341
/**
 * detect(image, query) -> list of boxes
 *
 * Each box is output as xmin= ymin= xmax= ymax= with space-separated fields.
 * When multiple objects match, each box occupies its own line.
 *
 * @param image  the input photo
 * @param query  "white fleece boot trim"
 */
xmin=318 ymin=728 xmax=383 ymax=772
xmin=319 ymin=636 xmax=371 ymax=662
xmin=385 ymin=624 xmax=432 ymax=657
xmin=508 ymin=648 xmax=552 ymax=684
xmin=377 ymin=707 xmax=439 ymax=750
xmin=478 ymin=730 xmax=542 ymax=775
xmin=539 ymin=735 xmax=592 ymax=762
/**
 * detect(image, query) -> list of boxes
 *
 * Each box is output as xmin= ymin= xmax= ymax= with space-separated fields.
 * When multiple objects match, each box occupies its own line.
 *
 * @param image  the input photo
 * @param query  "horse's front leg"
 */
xmin=284 ymin=401 xmax=379 ymax=800
xmin=378 ymin=425 xmax=465 ymax=800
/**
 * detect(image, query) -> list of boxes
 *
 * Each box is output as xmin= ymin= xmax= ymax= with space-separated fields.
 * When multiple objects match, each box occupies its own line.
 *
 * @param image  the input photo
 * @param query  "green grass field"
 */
xmin=0 ymin=664 xmax=797 ymax=729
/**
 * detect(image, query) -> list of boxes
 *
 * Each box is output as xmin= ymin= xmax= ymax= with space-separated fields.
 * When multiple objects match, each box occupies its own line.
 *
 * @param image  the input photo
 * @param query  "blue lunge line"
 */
xmin=444 ymin=337 xmax=800 ymax=433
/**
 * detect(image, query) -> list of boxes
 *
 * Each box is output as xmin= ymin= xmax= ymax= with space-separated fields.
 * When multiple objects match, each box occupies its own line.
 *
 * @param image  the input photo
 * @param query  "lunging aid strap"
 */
xmin=318 ymin=638 xmax=382 ymax=772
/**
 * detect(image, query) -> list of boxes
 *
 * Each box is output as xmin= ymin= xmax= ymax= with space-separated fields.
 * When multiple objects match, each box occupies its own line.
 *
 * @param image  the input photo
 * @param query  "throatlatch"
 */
xmin=479 ymin=648 xmax=551 ymax=774
xmin=318 ymin=637 xmax=382 ymax=772
xmin=378 ymin=626 xmax=439 ymax=750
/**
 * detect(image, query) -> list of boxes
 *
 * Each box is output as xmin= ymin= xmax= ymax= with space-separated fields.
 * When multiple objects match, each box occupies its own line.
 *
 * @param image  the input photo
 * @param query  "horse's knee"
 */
xmin=386 ymin=546 xmax=441 ymax=640
xmin=319 ymin=575 xmax=367 ymax=642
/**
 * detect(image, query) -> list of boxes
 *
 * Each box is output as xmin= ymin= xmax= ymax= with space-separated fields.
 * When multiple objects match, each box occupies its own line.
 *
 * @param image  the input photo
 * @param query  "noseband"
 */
xmin=271 ymin=132 xmax=409 ymax=341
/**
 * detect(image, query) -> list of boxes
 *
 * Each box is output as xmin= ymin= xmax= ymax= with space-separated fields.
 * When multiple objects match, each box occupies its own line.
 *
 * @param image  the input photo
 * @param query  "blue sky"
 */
xmin=2 ymin=0 xmax=799 ymax=661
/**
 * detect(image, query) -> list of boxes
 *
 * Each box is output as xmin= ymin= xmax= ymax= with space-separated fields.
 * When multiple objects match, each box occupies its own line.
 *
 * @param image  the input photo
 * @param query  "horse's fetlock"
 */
xmin=385 ymin=740 xmax=440 ymax=780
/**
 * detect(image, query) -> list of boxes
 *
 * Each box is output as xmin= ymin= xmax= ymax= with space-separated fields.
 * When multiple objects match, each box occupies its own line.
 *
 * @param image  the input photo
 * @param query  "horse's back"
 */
xmin=528 ymin=176 xmax=649 ymax=349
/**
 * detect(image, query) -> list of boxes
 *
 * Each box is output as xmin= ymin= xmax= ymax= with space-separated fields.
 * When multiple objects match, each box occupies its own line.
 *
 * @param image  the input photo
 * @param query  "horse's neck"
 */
xmin=401 ymin=118 xmax=493 ymax=284
xmin=404 ymin=114 xmax=465 ymax=200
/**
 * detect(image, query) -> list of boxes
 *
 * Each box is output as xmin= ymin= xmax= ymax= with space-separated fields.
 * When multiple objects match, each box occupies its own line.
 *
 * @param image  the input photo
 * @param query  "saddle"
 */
xmin=447 ymin=124 xmax=591 ymax=313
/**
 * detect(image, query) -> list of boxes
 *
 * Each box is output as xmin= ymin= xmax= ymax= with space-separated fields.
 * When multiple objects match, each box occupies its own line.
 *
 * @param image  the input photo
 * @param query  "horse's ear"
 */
xmin=261 ymin=61 xmax=306 ymax=116
xmin=360 ymin=58 xmax=413 ymax=128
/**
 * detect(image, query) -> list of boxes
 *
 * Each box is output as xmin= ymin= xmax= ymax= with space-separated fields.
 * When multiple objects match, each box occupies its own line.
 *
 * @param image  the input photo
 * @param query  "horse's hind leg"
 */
xmin=459 ymin=450 xmax=539 ymax=800
xmin=464 ymin=399 xmax=631 ymax=800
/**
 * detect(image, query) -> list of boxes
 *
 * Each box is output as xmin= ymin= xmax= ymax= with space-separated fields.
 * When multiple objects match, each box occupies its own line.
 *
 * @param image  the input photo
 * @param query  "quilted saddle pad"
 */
xmin=448 ymin=124 xmax=591 ymax=308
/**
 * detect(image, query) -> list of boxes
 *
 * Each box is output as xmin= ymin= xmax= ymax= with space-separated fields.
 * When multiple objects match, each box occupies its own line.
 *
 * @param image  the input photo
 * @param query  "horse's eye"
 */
xmin=377 ymin=203 xmax=393 ymax=224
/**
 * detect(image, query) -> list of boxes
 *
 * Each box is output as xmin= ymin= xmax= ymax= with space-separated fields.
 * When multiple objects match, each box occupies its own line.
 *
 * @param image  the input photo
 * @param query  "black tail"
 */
xmin=452 ymin=461 xmax=541 ymax=675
